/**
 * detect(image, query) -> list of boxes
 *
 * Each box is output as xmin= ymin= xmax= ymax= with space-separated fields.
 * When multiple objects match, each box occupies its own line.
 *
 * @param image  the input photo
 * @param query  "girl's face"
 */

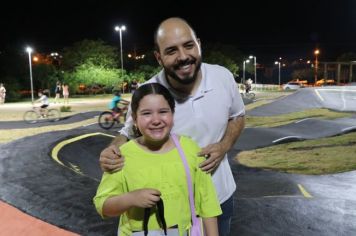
xmin=134 ymin=94 xmax=174 ymax=143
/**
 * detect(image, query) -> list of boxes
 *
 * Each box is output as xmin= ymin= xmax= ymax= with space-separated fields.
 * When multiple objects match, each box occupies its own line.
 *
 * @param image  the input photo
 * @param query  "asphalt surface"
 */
xmin=0 ymin=111 xmax=101 ymax=129
xmin=1 ymin=86 xmax=356 ymax=235
xmin=248 ymin=86 xmax=356 ymax=116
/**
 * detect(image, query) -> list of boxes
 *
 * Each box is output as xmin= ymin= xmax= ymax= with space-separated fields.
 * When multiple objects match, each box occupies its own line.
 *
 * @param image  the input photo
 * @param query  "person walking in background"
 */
xmin=130 ymin=79 xmax=138 ymax=93
xmin=99 ymin=17 xmax=245 ymax=236
xmin=54 ymin=81 xmax=61 ymax=104
xmin=62 ymin=83 xmax=69 ymax=104
xmin=94 ymin=83 xmax=221 ymax=236
xmin=0 ymin=83 xmax=6 ymax=104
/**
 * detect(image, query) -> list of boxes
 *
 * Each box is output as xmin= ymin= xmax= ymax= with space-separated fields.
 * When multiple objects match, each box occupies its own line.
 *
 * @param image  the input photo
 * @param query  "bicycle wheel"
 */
xmin=246 ymin=92 xmax=255 ymax=99
xmin=98 ymin=111 xmax=115 ymax=129
xmin=23 ymin=110 xmax=38 ymax=124
xmin=47 ymin=109 xmax=61 ymax=122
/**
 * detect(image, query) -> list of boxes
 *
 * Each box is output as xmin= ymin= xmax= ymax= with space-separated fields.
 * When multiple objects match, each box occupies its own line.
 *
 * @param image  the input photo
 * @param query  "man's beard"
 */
xmin=165 ymin=58 xmax=202 ymax=85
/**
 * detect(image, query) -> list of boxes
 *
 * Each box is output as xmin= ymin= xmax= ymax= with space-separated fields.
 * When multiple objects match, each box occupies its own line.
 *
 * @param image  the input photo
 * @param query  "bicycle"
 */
xmin=23 ymin=106 xmax=61 ymax=124
xmin=98 ymin=105 xmax=128 ymax=130
xmin=241 ymin=91 xmax=256 ymax=100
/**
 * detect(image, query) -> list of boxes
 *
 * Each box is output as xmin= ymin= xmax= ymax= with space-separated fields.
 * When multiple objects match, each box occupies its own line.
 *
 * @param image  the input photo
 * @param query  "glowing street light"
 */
xmin=26 ymin=46 xmax=34 ymax=103
xmin=249 ymin=55 xmax=257 ymax=88
xmin=243 ymin=59 xmax=250 ymax=83
xmin=114 ymin=25 xmax=126 ymax=79
xmin=275 ymin=61 xmax=281 ymax=86
xmin=314 ymin=49 xmax=320 ymax=84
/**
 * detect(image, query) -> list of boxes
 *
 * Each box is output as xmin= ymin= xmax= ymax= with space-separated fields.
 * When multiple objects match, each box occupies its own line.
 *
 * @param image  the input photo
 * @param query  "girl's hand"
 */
xmin=130 ymin=188 xmax=161 ymax=208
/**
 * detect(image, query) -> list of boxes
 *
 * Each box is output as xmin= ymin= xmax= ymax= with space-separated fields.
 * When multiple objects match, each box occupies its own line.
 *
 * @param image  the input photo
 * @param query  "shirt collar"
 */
xmin=156 ymin=63 xmax=213 ymax=101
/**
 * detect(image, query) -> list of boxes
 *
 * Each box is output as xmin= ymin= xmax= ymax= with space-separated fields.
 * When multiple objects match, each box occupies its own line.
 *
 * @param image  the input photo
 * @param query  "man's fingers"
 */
xmin=199 ymin=157 xmax=215 ymax=167
xmin=202 ymin=162 xmax=218 ymax=173
xmin=199 ymin=157 xmax=219 ymax=173
xmin=112 ymin=146 xmax=120 ymax=155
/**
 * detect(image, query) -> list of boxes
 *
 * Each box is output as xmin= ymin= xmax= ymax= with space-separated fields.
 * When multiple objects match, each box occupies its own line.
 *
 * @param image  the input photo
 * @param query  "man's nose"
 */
xmin=177 ymin=48 xmax=188 ymax=61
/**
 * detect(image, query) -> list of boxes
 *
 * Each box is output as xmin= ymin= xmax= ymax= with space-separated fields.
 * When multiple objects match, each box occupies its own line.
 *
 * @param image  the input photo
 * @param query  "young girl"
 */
xmin=54 ymin=81 xmax=61 ymax=103
xmin=62 ymin=83 xmax=69 ymax=104
xmin=94 ymin=83 xmax=221 ymax=236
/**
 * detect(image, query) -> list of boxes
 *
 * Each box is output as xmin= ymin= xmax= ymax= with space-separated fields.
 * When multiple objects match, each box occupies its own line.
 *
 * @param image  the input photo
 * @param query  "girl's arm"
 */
xmin=203 ymin=217 xmax=219 ymax=236
xmin=102 ymin=188 xmax=161 ymax=217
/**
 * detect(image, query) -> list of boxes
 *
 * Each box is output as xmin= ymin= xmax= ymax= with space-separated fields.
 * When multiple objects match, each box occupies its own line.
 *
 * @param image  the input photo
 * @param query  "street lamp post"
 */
xmin=275 ymin=61 xmax=281 ymax=87
xmin=114 ymin=25 xmax=126 ymax=92
xmin=249 ymin=55 xmax=257 ymax=89
xmin=26 ymin=47 xmax=34 ymax=103
xmin=243 ymin=59 xmax=250 ymax=83
xmin=314 ymin=49 xmax=320 ymax=85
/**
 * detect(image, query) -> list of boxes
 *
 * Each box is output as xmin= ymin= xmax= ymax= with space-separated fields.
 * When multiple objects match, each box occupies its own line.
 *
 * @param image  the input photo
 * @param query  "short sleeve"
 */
xmin=194 ymin=158 xmax=222 ymax=218
xmin=180 ymin=136 xmax=222 ymax=218
xmin=93 ymin=171 xmax=125 ymax=218
xmin=228 ymin=73 xmax=245 ymax=119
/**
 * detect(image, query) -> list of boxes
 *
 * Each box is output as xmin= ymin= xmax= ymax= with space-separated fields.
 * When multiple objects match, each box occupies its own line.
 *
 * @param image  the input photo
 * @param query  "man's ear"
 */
xmin=154 ymin=50 xmax=162 ymax=66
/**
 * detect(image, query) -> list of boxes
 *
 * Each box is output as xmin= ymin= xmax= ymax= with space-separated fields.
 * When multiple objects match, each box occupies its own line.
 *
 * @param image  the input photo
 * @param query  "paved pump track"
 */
xmin=0 ymin=86 xmax=356 ymax=235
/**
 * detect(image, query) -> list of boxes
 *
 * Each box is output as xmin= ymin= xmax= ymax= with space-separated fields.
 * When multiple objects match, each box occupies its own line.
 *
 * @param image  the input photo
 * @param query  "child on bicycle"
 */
xmin=35 ymin=90 xmax=49 ymax=117
xmin=108 ymin=90 xmax=130 ymax=120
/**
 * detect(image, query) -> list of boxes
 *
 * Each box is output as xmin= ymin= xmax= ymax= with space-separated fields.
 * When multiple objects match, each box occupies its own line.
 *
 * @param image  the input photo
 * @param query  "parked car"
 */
xmin=282 ymin=82 xmax=302 ymax=90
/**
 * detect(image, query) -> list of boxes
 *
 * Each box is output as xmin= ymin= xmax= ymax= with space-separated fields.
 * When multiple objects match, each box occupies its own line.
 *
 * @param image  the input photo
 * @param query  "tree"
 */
xmin=0 ymin=45 xmax=29 ymax=89
xmin=204 ymin=51 xmax=239 ymax=76
xmin=61 ymin=39 xmax=119 ymax=71
xmin=32 ymin=63 xmax=58 ymax=92
xmin=135 ymin=65 xmax=161 ymax=81
xmin=60 ymin=40 xmax=124 ymax=94
xmin=64 ymin=62 xmax=122 ymax=94
xmin=291 ymin=68 xmax=313 ymax=82
xmin=336 ymin=52 xmax=356 ymax=62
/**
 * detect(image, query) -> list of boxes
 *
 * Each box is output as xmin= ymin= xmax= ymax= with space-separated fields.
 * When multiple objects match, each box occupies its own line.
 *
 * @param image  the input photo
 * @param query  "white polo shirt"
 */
xmin=120 ymin=63 xmax=245 ymax=203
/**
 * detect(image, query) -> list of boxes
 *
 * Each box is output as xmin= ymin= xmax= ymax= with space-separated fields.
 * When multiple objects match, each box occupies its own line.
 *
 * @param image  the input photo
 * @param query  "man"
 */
xmin=100 ymin=17 xmax=245 ymax=236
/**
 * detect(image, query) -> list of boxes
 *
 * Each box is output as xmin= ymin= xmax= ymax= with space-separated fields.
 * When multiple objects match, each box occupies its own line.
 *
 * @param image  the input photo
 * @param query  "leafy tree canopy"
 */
xmin=336 ymin=52 xmax=356 ymax=62
xmin=61 ymin=39 xmax=119 ymax=71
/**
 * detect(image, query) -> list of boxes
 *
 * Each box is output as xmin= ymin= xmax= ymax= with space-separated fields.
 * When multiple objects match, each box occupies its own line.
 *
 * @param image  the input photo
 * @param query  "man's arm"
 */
xmin=99 ymin=134 xmax=128 ymax=172
xmin=199 ymin=116 xmax=245 ymax=173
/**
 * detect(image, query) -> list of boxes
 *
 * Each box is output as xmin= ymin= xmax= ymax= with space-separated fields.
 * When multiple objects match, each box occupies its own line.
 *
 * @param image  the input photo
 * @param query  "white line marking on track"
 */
xmin=273 ymin=136 xmax=302 ymax=143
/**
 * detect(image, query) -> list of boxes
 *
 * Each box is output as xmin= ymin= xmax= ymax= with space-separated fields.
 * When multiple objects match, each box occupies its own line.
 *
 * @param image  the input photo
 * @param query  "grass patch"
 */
xmin=60 ymin=106 xmax=72 ymax=112
xmin=236 ymin=132 xmax=356 ymax=175
xmin=246 ymin=108 xmax=353 ymax=128
xmin=245 ymin=100 xmax=272 ymax=111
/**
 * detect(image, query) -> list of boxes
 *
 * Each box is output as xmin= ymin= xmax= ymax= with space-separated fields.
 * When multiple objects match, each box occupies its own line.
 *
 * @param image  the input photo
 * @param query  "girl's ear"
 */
xmin=132 ymin=114 xmax=137 ymax=123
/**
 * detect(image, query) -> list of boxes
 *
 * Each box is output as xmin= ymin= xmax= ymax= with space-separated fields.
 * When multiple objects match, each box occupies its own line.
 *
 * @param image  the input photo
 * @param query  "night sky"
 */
xmin=2 ymin=0 xmax=356 ymax=64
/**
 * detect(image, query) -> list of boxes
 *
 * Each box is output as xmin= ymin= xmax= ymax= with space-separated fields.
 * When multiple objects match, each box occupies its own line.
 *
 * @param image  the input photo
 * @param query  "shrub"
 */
xmin=60 ymin=106 xmax=72 ymax=112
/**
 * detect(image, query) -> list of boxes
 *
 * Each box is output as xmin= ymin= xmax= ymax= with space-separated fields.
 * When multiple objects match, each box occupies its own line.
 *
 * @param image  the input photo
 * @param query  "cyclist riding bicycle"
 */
xmin=108 ymin=90 xmax=130 ymax=120
xmin=34 ymin=90 xmax=50 ymax=117
xmin=245 ymin=78 xmax=253 ymax=93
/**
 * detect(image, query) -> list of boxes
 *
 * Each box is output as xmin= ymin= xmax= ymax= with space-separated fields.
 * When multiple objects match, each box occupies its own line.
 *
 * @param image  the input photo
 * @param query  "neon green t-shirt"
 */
xmin=93 ymin=135 xmax=221 ymax=236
